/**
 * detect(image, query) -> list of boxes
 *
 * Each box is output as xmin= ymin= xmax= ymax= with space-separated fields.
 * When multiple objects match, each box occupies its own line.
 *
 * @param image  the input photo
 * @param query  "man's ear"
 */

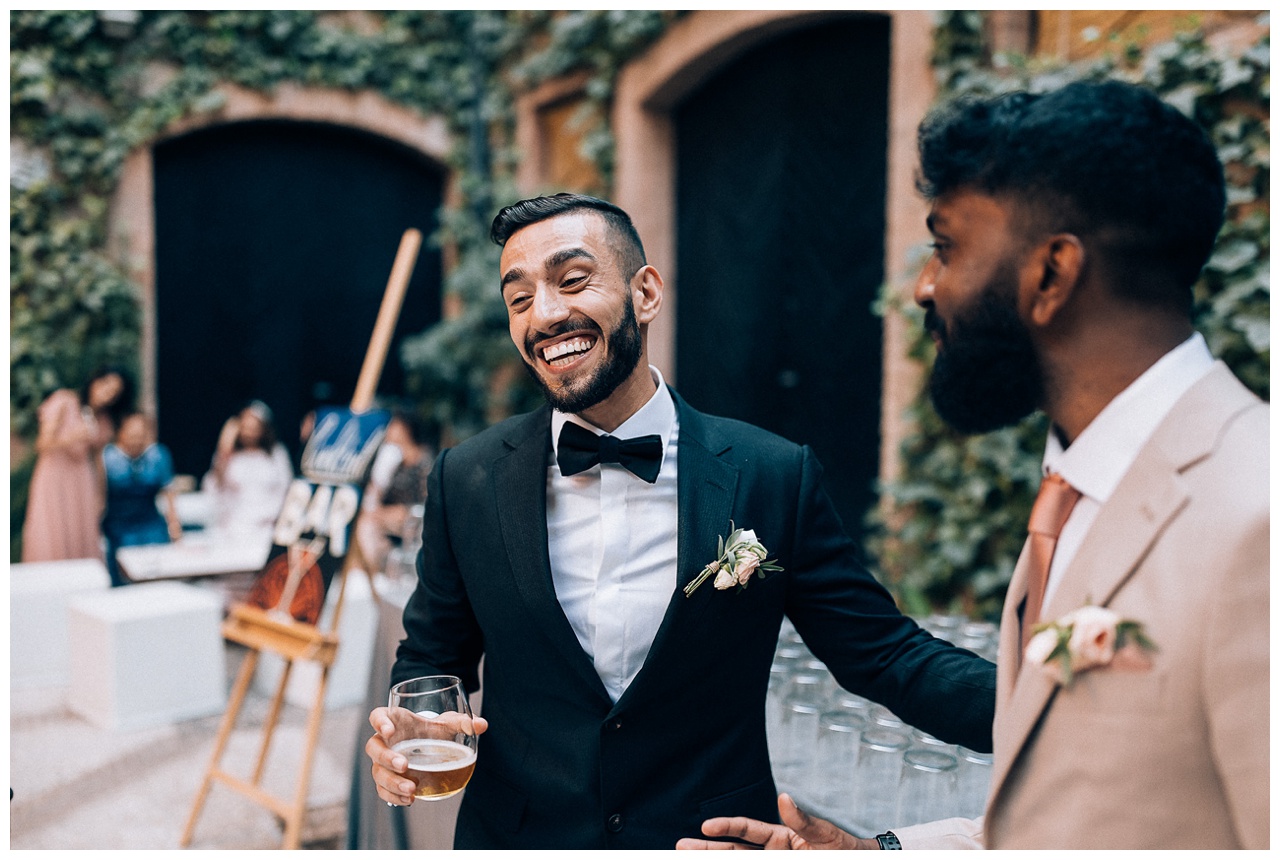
xmin=1025 ymin=234 xmax=1085 ymax=328
xmin=632 ymin=265 xmax=664 ymax=325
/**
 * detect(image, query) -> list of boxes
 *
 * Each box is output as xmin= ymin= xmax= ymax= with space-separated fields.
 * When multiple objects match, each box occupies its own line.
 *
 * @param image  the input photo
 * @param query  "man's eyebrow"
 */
xmin=500 ymin=266 xmax=527 ymax=290
xmin=500 ymin=247 xmax=599 ymax=291
xmin=547 ymin=247 xmax=597 ymax=271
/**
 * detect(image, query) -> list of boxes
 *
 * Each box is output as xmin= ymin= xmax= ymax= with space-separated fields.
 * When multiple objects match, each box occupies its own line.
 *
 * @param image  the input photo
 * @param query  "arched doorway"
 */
xmin=152 ymin=120 xmax=444 ymax=476
xmin=673 ymin=17 xmax=889 ymax=534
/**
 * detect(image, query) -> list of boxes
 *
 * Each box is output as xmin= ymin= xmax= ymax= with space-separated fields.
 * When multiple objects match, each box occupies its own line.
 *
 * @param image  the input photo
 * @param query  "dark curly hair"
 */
xmin=917 ymin=80 xmax=1226 ymax=312
xmin=81 ymin=366 xmax=136 ymax=429
xmin=490 ymin=193 xmax=647 ymax=284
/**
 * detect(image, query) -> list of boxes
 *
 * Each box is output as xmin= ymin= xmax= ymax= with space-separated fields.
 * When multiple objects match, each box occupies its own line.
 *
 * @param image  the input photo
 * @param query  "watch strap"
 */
xmin=876 ymin=831 xmax=902 ymax=850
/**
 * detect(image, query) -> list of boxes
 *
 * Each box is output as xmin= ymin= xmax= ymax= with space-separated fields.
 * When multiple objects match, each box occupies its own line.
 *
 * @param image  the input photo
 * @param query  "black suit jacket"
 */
xmin=393 ymin=391 xmax=995 ymax=848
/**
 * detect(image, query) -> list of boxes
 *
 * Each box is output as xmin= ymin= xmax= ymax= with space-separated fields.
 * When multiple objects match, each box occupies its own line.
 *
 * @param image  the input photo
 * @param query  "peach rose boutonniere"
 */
xmin=683 ymin=522 xmax=783 ymax=598
xmin=1025 ymin=605 xmax=1157 ymax=687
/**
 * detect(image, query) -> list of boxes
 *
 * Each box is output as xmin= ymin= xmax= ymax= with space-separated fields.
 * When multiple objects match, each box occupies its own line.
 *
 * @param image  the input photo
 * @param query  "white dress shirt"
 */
xmin=547 ymin=366 xmax=679 ymax=703
xmin=1040 ymin=332 xmax=1215 ymax=607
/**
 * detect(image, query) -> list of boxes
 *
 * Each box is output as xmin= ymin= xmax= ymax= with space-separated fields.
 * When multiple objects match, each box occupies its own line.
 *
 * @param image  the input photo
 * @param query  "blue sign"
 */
xmin=300 ymin=406 xmax=391 ymax=486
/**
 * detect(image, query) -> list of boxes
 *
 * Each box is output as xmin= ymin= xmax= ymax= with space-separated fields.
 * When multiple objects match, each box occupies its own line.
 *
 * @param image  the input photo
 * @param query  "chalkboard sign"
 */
xmin=244 ymin=406 xmax=390 ymax=624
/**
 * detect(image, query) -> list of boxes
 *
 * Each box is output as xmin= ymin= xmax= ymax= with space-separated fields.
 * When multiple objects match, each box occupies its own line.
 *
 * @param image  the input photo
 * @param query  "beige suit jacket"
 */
xmin=899 ymin=364 xmax=1269 ymax=849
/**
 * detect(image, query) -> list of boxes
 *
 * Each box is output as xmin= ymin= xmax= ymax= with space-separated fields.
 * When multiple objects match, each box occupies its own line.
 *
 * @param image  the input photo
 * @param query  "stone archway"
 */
xmin=612 ymin=10 xmax=937 ymax=486
xmin=109 ymin=82 xmax=453 ymax=419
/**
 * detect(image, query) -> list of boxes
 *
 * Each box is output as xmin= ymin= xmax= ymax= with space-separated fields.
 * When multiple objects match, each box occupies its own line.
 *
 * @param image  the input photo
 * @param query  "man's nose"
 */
xmin=913 ymin=254 xmax=939 ymax=308
xmin=530 ymin=286 xmax=570 ymax=331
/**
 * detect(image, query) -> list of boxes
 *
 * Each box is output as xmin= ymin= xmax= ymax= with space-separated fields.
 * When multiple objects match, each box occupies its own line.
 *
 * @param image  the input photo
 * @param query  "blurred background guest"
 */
xmin=21 ymin=366 xmax=135 ymax=563
xmin=101 ymin=411 xmax=183 ymax=586
xmin=357 ymin=408 xmax=435 ymax=572
xmin=203 ymin=400 xmax=294 ymax=533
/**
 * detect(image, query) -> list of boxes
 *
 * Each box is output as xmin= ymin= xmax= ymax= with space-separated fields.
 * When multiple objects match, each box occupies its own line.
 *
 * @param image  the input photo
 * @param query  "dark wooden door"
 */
xmin=675 ymin=17 xmax=890 ymax=537
xmin=153 ymin=120 xmax=444 ymax=476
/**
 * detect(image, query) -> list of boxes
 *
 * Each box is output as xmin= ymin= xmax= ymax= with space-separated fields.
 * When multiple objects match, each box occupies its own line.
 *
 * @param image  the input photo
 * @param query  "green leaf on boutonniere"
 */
xmin=1116 ymin=620 xmax=1158 ymax=653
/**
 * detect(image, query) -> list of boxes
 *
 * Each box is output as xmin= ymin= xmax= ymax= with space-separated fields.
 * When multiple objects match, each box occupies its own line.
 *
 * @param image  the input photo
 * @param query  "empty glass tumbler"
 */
xmin=773 ymin=673 xmax=826 ymax=787
xmin=894 ymin=747 xmax=960 ymax=827
xmin=956 ymin=747 xmax=994 ymax=818
xmin=847 ymin=728 xmax=910 ymax=836
xmin=810 ymin=708 xmax=866 ymax=817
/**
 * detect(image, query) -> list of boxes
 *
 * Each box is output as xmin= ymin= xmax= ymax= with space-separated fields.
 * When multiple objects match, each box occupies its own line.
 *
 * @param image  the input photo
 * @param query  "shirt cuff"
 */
xmin=891 ymin=816 xmax=984 ymax=849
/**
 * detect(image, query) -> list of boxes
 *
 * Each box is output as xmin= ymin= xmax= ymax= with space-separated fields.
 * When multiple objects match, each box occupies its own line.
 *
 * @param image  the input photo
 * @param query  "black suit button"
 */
xmin=610 ymin=719 xmax=623 ymax=731
xmin=607 ymin=813 xmax=624 ymax=833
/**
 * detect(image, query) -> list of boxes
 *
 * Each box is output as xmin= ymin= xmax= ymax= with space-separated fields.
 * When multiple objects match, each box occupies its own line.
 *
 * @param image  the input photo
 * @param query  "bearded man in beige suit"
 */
xmin=678 ymin=80 xmax=1268 ymax=850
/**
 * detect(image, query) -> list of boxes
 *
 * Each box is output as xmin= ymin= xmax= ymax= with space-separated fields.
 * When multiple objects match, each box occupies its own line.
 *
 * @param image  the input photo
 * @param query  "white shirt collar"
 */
xmin=1042 ymin=332 xmax=1215 ymax=503
xmin=550 ymin=365 xmax=676 ymax=467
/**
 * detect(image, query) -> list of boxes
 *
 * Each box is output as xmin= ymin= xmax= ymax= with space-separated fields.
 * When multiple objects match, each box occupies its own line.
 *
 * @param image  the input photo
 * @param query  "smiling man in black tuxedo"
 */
xmin=364 ymin=193 xmax=996 ymax=848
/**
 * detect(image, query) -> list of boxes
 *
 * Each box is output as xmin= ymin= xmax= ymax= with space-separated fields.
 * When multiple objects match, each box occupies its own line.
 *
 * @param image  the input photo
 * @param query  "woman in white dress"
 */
xmin=203 ymin=400 xmax=294 ymax=535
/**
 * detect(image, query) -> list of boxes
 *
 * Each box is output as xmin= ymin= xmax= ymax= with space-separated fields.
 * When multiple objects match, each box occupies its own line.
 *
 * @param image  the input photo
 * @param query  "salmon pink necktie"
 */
xmin=1021 ymin=472 xmax=1083 ymax=653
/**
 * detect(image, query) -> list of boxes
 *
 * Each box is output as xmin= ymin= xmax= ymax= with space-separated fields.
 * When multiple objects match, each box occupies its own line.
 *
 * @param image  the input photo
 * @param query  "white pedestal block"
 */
xmin=254 ymin=571 xmax=377 ymax=709
xmin=10 ymin=558 xmax=112 ymax=689
xmin=67 ymin=581 xmax=227 ymax=731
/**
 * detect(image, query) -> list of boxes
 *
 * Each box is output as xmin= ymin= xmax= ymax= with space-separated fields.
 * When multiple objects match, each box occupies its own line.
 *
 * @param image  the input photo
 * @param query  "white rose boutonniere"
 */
xmin=1027 ymin=604 xmax=1157 ymax=686
xmin=683 ymin=522 xmax=783 ymax=598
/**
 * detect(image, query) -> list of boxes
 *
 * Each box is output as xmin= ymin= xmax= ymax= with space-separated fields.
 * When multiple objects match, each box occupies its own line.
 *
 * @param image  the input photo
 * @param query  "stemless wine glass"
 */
xmin=387 ymin=675 xmax=478 ymax=801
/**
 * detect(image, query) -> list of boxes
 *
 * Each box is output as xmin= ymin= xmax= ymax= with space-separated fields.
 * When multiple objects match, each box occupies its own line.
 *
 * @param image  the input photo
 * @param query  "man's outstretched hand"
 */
xmin=676 ymin=793 xmax=879 ymax=850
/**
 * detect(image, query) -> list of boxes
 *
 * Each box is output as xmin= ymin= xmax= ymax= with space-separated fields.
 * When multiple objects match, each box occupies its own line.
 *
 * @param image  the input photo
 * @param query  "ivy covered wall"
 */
xmin=10 ymin=10 xmax=679 ymax=440
xmin=9 ymin=10 xmax=678 ymax=559
xmin=11 ymin=12 xmax=1269 ymax=609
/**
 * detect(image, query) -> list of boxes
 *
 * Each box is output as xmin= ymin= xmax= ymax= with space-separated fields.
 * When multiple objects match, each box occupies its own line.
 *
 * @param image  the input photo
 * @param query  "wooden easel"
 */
xmin=181 ymin=228 xmax=422 ymax=849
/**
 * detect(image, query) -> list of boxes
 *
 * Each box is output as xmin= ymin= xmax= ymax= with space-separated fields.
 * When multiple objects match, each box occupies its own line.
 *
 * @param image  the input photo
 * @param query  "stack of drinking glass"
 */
xmin=767 ymin=616 xmax=997 ymax=837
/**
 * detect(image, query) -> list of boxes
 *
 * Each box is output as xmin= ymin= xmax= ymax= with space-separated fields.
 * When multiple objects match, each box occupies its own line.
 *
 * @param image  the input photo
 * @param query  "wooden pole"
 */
xmin=351 ymin=228 xmax=422 ymax=414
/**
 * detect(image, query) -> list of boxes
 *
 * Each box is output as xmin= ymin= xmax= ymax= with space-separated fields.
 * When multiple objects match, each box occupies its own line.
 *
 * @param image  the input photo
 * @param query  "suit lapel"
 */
xmin=493 ymin=407 xmax=611 ymax=703
xmin=1042 ymin=458 xmax=1187 ymax=622
xmin=996 ymin=541 xmax=1033 ymax=702
xmin=612 ymin=395 xmax=739 ymax=713
xmin=988 ymin=461 xmax=1188 ymax=806
xmin=987 ymin=364 xmax=1258 ymax=813
xmin=674 ymin=400 xmax=739 ymax=593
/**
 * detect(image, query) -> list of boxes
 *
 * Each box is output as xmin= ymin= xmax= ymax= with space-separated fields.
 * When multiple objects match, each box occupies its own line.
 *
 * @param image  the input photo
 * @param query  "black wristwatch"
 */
xmin=875 ymin=831 xmax=902 ymax=849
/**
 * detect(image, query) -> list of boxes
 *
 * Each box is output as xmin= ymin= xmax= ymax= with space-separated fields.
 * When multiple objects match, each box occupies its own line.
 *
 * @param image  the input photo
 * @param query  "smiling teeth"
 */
xmin=543 ymin=337 xmax=595 ymax=363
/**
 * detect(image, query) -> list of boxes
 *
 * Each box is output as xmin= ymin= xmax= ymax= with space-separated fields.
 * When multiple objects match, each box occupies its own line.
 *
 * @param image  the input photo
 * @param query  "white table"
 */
xmin=115 ymin=528 xmax=273 ymax=583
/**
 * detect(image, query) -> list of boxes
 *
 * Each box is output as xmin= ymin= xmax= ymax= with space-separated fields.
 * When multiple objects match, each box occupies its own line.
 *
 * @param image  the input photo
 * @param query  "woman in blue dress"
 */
xmin=101 ymin=412 xmax=183 ymax=586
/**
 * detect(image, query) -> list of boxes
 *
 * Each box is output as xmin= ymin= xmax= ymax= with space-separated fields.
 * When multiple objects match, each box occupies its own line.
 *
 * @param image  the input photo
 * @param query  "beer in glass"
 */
xmin=387 ymin=675 xmax=478 ymax=800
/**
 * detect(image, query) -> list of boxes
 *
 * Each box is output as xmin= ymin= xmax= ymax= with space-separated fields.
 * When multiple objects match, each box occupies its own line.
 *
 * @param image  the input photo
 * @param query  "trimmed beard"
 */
xmin=522 ymin=297 xmax=643 ymax=415
xmin=925 ymin=271 xmax=1044 ymax=435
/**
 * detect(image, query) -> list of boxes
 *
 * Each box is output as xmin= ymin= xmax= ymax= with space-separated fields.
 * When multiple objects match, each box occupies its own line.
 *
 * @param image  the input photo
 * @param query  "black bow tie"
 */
xmin=556 ymin=421 xmax=663 ymax=483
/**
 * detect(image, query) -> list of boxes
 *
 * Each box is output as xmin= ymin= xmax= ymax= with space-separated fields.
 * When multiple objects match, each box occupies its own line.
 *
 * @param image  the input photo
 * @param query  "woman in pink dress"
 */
xmin=21 ymin=368 xmax=135 ymax=562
